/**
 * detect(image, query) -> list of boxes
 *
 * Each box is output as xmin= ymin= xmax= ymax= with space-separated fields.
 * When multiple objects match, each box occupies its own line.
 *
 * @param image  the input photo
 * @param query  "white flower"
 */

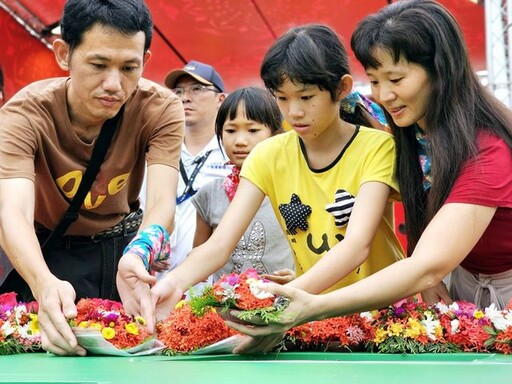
xmin=451 ymin=319 xmax=460 ymax=333
xmin=360 ymin=311 xmax=374 ymax=321
xmin=434 ymin=302 xmax=449 ymax=314
xmin=247 ymin=279 xmax=274 ymax=300
xmin=14 ymin=305 xmax=27 ymax=321
xmin=421 ymin=313 xmax=441 ymax=340
xmin=485 ymin=305 xmax=512 ymax=331
xmin=218 ymin=282 xmax=240 ymax=303
xmin=1 ymin=320 xmax=15 ymax=337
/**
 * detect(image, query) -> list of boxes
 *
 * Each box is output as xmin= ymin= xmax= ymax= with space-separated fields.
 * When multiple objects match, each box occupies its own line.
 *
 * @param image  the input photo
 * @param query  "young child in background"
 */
xmin=117 ymin=23 xmax=405 ymax=335
xmin=191 ymin=87 xmax=295 ymax=285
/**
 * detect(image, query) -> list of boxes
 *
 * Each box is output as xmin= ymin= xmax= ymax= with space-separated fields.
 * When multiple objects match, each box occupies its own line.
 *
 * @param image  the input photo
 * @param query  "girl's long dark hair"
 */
xmin=261 ymin=23 xmax=379 ymax=129
xmin=351 ymin=0 xmax=512 ymax=254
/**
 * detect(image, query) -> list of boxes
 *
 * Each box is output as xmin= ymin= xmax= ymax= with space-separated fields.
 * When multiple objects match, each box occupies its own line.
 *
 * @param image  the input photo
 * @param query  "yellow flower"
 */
xmin=78 ymin=321 xmax=89 ymax=328
xmin=102 ymin=327 xmax=116 ymax=340
xmin=175 ymin=300 xmax=186 ymax=310
xmin=109 ymin=322 xmax=115 ymax=328
xmin=474 ymin=310 xmax=484 ymax=319
xmin=29 ymin=314 xmax=39 ymax=334
xmin=91 ymin=322 xmax=102 ymax=331
xmin=125 ymin=323 xmax=139 ymax=335
xmin=388 ymin=322 xmax=404 ymax=336
xmin=135 ymin=316 xmax=146 ymax=326
xmin=404 ymin=318 xmax=423 ymax=339
xmin=374 ymin=328 xmax=387 ymax=344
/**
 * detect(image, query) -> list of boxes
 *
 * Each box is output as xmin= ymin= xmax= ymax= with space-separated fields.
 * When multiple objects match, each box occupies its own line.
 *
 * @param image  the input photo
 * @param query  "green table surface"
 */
xmin=0 ymin=352 xmax=511 ymax=384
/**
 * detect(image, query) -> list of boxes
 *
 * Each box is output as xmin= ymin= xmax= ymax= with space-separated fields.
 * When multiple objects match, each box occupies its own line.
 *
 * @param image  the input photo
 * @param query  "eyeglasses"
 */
xmin=172 ymin=84 xmax=220 ymax=99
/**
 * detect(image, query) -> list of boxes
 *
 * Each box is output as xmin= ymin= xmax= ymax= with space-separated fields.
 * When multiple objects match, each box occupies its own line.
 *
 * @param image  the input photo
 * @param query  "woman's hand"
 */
xmin=420 ymin=281 xmax=453 ymax=305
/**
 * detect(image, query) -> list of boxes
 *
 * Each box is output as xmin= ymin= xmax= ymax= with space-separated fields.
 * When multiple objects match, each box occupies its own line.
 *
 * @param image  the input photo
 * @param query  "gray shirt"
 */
xmin=192 ymin=178 xmax=294 ymax=282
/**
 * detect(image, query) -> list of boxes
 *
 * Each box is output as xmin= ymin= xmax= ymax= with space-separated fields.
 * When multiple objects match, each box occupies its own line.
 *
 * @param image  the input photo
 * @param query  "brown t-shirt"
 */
xmin=0 ymin=77 xmax=184 ymax=235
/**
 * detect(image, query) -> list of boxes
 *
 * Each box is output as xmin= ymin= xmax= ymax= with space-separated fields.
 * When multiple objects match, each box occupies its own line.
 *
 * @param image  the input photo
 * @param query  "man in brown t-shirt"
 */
xmin=0 ymin=0 xmax=183 ymax=355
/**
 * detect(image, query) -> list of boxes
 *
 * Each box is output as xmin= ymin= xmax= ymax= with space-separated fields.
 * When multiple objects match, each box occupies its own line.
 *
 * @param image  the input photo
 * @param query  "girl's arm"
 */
xmin=288 ymin=180 xmax=393 ymax=293
xmin=151 ymin=178 xmax=265 ymax=317
xmin=193 ymin=212 xmax=213 ymax=248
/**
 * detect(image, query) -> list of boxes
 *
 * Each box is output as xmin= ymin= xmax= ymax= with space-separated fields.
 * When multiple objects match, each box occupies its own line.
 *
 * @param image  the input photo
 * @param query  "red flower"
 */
xmin=0 ymin=292 xmax=17 ymax=308
xmin=157 ymin=302 xmax=236 ymax=353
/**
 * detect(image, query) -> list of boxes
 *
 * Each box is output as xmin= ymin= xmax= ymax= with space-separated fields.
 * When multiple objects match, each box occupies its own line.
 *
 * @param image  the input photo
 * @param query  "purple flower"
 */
xmin=103 ymin=312 xmax=120 ymax=323
xmin=225 ymin=274 xmax=240 ymax=286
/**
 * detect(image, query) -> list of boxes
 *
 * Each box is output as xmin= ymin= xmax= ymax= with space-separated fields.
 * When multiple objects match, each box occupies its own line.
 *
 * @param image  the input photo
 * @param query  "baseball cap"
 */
xmin=164 ymin=60 xmax=225 ymax=92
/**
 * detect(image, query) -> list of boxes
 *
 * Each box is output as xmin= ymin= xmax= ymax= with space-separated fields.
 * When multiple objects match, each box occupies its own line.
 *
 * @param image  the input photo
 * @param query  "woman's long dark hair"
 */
xmin=351 ymin=0 xmax=512 ymax=254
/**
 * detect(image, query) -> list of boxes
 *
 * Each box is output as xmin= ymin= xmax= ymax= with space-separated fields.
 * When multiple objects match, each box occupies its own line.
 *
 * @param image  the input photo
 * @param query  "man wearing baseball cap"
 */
xmin=164 ymin=60 xmax=225 ymax=93
xmin=156 ymin=61 xmax=231 ymax=281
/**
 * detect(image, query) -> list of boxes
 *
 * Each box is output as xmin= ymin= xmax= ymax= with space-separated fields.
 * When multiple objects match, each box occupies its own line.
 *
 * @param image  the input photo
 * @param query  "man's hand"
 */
xmin=150 ymin=260 xmax=170 ymax=273
xmin=116 ymin=253 xmax=157 ymax=331
xmin=35 ymin=277 xmax=86 ymax=355
xmin=420 ymin=281 xmax=453 ymax=305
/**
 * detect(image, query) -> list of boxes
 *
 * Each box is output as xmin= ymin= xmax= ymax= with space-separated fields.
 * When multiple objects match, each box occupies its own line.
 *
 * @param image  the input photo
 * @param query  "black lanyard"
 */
xmin=176 ymin=150 xmax=212 ymax=204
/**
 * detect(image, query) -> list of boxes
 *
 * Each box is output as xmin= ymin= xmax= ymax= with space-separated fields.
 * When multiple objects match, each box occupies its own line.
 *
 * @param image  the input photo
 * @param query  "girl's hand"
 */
xmin=116 ymin=253 xmax=157 ymax=331
xmin=151 ymin=277 xmax=184 ymax=322
xmin=262 ymin=269 xmax=295 ymax=285
xmin=225 ymin=282 xmax=317 ymax=353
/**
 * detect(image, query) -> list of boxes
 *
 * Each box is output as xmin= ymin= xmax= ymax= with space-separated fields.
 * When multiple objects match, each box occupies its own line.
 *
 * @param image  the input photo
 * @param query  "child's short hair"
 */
xmin=260 ymin=24 xmax=350 ymax=101
xmin=215 ymin=87 xmax=283 ymax=142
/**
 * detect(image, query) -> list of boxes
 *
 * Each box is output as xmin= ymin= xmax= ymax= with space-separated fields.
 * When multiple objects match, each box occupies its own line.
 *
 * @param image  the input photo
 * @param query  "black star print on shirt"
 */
xmin=279 ymin=193 xmax=312 ymax=235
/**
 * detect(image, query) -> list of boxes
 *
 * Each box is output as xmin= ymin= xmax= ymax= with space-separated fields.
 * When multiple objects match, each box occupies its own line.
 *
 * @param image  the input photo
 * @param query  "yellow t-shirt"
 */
xmin=241 ymin=126 xmax=404 ymax=292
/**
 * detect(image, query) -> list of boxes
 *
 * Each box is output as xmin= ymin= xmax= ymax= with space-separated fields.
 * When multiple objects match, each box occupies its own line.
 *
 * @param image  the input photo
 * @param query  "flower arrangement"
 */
xmin=157 ymin=300 xmax=237 ymax=354
xmin=435 ymin=301 xmax=492 ymax=353
xmin=484 ymin=302 xmax=512 ymax=354
xmin=364 ymin=299 xmax=460 ymax=353
xmin=188 ymin=269 xmax=287 ymax=323
xmin=0 ymin=292 xmax=41 ymax=354
xmin=70 ymin=298 xmax=151 ymax=350
xmin=284 ymin=313 xmax=374 ymax=352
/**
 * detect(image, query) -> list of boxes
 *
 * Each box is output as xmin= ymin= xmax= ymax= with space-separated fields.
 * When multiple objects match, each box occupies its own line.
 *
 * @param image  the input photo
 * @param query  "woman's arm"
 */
xmin=288 ymin=181 xmax=393 ymax=293
xmin=228 ymin=202 xmax=496 ymax=352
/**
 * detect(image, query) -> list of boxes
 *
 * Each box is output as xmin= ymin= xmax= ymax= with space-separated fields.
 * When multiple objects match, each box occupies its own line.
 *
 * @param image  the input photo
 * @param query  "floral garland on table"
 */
xmin=3 ymin=275 xmax=512 ymax=355
xmin=70 ymin=298 xmax=151 ymax=350
xmin=0 ymin=292 xmax=41 ymax=354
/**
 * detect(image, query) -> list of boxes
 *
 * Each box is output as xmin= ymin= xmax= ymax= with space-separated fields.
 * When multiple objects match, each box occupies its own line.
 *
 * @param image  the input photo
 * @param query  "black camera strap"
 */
xmin=41 ymin=106 xmax=125 ymax=253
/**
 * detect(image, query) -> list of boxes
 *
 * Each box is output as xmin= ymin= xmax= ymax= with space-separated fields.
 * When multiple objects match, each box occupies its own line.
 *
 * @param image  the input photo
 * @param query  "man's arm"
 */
xmin=116 ymin=163 xmax=178 ymax=329
xmin=140 ymin=164 xmax=178 ymax=232
xmin=0 ymin=178 xmax=85 ymax=355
